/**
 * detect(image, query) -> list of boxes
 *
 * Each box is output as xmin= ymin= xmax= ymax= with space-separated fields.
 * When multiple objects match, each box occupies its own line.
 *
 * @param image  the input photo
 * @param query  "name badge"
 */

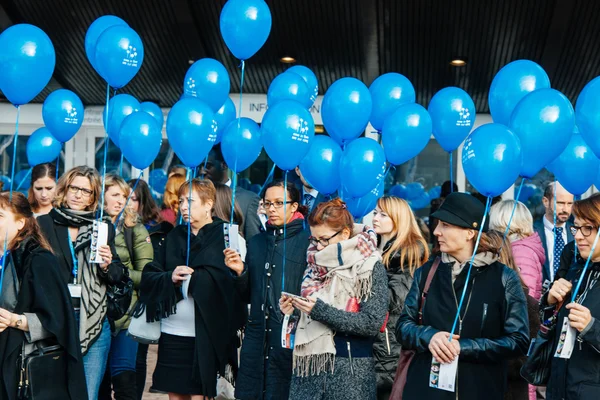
xmin=554 ymin=317 xmax=576 ymax=359
xmin=68 ymin=284 xmax=82 ymax=298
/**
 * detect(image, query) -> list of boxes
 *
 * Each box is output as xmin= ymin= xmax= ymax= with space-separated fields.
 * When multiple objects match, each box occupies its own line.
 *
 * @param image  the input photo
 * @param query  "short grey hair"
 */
xmin=489 ymin=200 xmax=534 ymax=242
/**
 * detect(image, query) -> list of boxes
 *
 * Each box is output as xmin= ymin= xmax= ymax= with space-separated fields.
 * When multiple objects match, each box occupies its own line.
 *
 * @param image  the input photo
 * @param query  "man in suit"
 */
xmin=201 ymin=145 xmax=262 ymax=240
xmin=533 ymin=181 xmax=574 ymax=288
xmin=295 ymin=166 xmax=330 ymax=215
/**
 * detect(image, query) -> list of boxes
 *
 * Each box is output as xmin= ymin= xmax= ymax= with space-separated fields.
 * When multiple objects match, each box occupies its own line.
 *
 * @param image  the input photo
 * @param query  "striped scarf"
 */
xmin=52 ymin=208 xmax=112 ymax=354
xmin=293 ymin=225 xmax=381 ymax=376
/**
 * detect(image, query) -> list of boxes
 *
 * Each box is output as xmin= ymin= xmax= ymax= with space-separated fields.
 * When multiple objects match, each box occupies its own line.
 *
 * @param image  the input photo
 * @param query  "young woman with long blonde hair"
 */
xmin=371 ymin=196 xmax=429 ymax=399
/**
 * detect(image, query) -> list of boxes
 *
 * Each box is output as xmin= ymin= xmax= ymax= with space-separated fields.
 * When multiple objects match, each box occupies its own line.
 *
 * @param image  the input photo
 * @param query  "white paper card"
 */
xmin=281 ymin=313 xmax=299 ymax=349
xmin=554 ymin=317 xmax=576 ymax=359
xmin=182 ymin=274 xmax=191 ymax=300
xmin=68 ymin=284 xmax=82 ymax=298
xmin=224 ymin=224 xmax=241 ymax=254
xmin=90 ymin=221 xmax=109 ymax=264
xmin=430 ymin=358 xmax=458 ymax=392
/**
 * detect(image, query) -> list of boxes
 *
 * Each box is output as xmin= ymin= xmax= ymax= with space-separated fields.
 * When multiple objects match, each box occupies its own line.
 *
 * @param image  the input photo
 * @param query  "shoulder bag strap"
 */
xmin=418 ymin=257 xmax=441 ymax=325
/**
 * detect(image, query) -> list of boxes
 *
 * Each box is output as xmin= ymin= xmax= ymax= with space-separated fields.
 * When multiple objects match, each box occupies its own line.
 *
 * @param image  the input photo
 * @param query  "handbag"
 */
xmin=521 ymin=321 xmax=558 ymax=385
xmin=127 ymin=303 xmax=161 ymax=344
xmin=106 ymin=266 xmax=134 ymax=321
xmin=18 ymin=343 xmax=69 ymax=400
xmin=389 ymin=257 xmax=440 ymax=400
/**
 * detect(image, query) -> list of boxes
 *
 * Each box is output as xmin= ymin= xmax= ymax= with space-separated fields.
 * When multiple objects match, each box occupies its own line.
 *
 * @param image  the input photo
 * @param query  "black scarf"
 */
xmin=0 ymin=239 xmax=87 ymax=399
xmin=139 ymin=219 xmax=236 ymax=398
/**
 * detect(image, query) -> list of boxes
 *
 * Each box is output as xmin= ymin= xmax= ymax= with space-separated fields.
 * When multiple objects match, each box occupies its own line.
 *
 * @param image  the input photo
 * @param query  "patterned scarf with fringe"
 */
xmin=293 ymin=224 xmax=381 ymax=377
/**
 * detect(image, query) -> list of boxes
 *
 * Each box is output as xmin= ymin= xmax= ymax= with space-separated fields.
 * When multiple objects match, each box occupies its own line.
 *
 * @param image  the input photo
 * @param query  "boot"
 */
xmin=112 ymin=371 xmax=137 ymax=400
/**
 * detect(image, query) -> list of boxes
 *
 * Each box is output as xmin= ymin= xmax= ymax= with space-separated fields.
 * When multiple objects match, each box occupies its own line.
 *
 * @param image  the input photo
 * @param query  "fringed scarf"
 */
xmin=293 ymin=225 xmax=381 ymax=377
xmin=51 ymin=207 xmax=113 ymax=354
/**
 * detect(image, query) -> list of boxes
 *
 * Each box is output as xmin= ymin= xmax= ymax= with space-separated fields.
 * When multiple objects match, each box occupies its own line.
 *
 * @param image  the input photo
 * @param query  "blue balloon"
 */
xmin=166 ymin=98 xmax=217 ymax=168
xmin=14 ymin=169 xmax=31 ymax=191
xmin=261 ymin=100 xmax=315 ymax=171
xmin=103 ymin=94 xmax=140 ymax=147
xmin=428 ymin=186 xmax=442 ymax=199
xmin=550 ymin=132 xmax=600 ymax=195
xmin=287 ymin=65 xmax=318 ymax=104
xmin=0 ymin=24 xmax=55 ymax=106
xmin=369 ymin=73 xmax=416 ymax=131
xmin=382 ymin=103 xmax=432 ymax=165
xmin=119 ymin=112 xmax=162 ymax=170
xmin=214 ymin=97 xmax=237 ymax=144
xmin=220 ymin=0 xmax=272 ymax=60
xmin=489 ymin=60 xmax=550 ymax=126
xmin=340 ymin=138 xmax=386 ymax=198
xmin=509 ymin=88 xmax=575 ymax=178
xmin=184 ymin=58 xmax=231 ymax=112
xmin=149 ymin=169 xmax=168 ymax=193
xmin=428 ymin=87 xmax=476 ymax=152
xmin=42 ymin=89 xmax=84 ymax=143
xmin=267 ymin=72 xmax=312 ymax=109
xmin=26 ymin=127 xmax=62 ymax=167
xmin=461 ymin=123 xmax=522 ymax=197
xmin=516 ymin=183 xmax=539 ymax=203
xmin=141 ymin=102 xmax=164 ymax=129
xmin=404 ymin=182 xmax=426 ymax=200
xmin=576 ymin=76 xmax=600 ymax=159
xmin=85 ymin=16 xmax=128 ymax=71
xmin=322 ymin=78 xmax=372 ymax=145
xmin=299 ymin=135 xmax=343 ymax=195
xmin=408 ymin=191 xmax=431 ymax=210
xmin=221 ymin=118 xmax=262 ymax=173
xmin=345 ymin=179 xmax=385 ymax=219
xmin=94 ymin=25 xmax=144 ymax=88
xmin=389 ymin=184 xmax=408 ymax=198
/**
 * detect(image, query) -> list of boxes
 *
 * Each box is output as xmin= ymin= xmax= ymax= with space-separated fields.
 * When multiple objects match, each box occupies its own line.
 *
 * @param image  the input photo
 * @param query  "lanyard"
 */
xmin=0 ymin=251 xmax=9 ymax=271
xmin=68 ymin=237 xmax=78 ymax=284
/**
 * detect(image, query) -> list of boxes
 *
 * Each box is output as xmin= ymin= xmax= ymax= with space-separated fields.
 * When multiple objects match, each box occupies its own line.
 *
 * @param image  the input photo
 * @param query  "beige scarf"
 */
xmin=441 ymin=251 xmax=499 ymax=283
xmin=293 ymin=225 xmax=381 ymax=377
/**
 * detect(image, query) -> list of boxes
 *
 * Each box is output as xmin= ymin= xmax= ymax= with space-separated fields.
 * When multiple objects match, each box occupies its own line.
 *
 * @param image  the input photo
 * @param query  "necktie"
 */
xmin=303 ymin=193 xmax=315 ymax=212
xmin=553 ymin=226 xmax=565 ymax=275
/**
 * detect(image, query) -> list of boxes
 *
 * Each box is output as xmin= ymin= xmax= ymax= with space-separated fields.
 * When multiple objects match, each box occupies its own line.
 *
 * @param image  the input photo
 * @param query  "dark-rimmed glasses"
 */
xmin=68 ymin=185 xmax=93 ymax=198
xmin=570 ymin=225 xmax=597 ymax=238
xmin=309 ymin=230 xmax=342 ymax=247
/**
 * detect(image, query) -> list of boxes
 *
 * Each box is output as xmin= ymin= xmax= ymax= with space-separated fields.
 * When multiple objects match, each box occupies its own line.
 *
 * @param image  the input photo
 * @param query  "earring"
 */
xmin=206 ymin=210 xmax=209 ymax=218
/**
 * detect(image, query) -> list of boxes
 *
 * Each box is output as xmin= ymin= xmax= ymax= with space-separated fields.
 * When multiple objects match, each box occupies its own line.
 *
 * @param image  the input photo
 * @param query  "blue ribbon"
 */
xmin=98 ymin=84 xmax=111 ymax=221
xmin=186 ymin=170 xmax=193 ymax=266
xmin=449 ymin=152 xmax=454 ymax=194
xmin=15 ymin=167 xmax=32 ymax=191
xmin=282 ymin=171 xmax=288 ymax=292
xmin=501 ymin=178 xmax=526 ymax=246
xmin=68 ymin=236 xmax=78 ymax=284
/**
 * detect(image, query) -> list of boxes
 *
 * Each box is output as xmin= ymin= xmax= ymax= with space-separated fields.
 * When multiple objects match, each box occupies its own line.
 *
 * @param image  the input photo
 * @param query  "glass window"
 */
xmin=94 ymin=137 xmax=133 ymax=180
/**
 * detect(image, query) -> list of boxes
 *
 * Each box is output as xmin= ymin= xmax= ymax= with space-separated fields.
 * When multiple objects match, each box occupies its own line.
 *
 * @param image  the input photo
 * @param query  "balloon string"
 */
xmin=16 ymin=167 xmax=32 ymax=191
xmin=259 ymin=164 xmax=276 ymax=196
xmin=186 ymin=170 xmax=193 ymax=266
xmin=572 ymin=226 xmax=600 ymax=303
xmin=282 ymin=171 xmax=288 ymax=292
xmin=501 ymin=178 xmax=526 ymax=247
xmin=238 ymin=60 xmax=245 ymax=122
xmin=55 ymin=144 xmax=61 ymax=181
xmin=449 ymin=196 xmax=491 ymax=339
xmin=230 ymin=173 xmax=238 ymax=225
xmin=115 ymin=170 xmax=143 ymax=227
xmin=552 ymin=179 xmax=558 ymax=280
xmin=9 ymin=106 xmax=20 ymax=200
xmin=119 ymin=153 xmax=124 ymax=177
xmin=99 ymin=84 xmax=111 ymax=221
xmin=449 ymin=152 xmax=454 ymax=194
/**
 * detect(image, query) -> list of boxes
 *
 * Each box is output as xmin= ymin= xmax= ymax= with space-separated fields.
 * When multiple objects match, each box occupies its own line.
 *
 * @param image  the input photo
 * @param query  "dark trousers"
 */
xmin=135 ymin=344 xmax=149 ymax=400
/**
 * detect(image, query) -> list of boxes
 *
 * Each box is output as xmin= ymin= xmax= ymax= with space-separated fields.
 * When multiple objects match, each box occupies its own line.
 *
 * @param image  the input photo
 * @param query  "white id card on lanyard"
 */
xmin=554 ymin=317 xmax=577 ymax=359
xmin=429 ymin=358 xmax=458 ymax=392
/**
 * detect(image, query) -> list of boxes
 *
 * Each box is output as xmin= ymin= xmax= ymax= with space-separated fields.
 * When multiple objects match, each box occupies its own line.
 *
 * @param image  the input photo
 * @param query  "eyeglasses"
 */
xmin=309 ymin=230 xmax=342 ymax=247
xmin=68 ymin=185 xmax=93 ymax=198
xmin=570 ymin=225 xmax=597 ymax=237
xmin=263 ymin=201 xmax=293 ymax=209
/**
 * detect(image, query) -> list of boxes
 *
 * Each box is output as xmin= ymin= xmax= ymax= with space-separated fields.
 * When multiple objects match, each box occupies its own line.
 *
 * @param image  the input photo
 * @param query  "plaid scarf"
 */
xmin=293 ymin=225 xmax=381 ymax=376
xmin=51 ymin=208 xmax=112 ymax=354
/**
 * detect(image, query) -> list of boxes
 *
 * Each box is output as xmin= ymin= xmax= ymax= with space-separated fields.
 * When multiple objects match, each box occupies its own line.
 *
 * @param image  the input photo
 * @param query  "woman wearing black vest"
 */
xmin=396 ymin=192 xmax=529 ymax=400
xmin=0 ymin=192 xmax=87 ymax=399
xmin=37 ymin=166 xmax=125 ymax=400
xmin=225 ymin=180 xmax=310 ymax=400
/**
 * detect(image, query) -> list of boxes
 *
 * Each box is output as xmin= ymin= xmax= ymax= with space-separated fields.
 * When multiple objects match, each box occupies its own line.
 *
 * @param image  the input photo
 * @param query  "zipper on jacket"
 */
xmin=347 ymin=341 xmax=354 ymax=376
xmin=480 ymin=303 xmax=488 ymax=335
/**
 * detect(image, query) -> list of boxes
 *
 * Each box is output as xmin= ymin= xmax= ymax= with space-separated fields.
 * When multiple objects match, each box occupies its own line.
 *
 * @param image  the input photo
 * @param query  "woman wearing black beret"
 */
xmin=396 ymin=192 xmax=530 ymax=400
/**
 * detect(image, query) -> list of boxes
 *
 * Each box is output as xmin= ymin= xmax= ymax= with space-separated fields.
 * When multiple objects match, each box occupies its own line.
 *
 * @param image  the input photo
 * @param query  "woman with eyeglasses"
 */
xmin=37 ymin=166 xmax=126 ymax=400
xmin=225 ymin=179 xmax=310 ymax=400
xmin=277 ymin=198 xmax=388 ymax=400
xmin=536 ymin=194 xmax=600 ymax=399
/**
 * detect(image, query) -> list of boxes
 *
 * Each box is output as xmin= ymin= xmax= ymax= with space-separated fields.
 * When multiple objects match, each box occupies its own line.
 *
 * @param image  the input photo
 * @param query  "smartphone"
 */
xmin=281 ymin=291 xmax=309 ymax=302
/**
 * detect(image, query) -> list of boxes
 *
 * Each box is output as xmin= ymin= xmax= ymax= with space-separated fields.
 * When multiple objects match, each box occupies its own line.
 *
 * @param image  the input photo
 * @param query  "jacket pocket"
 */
xmin=480 ymin=303 xmax=488 ymax=336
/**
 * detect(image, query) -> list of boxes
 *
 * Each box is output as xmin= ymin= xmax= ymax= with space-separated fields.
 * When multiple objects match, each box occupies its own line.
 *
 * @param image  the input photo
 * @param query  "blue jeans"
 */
xmin=76 ymin=313 xmax=111 ymax=400
xmin=109 ymin=330 xmax=139 ymax=376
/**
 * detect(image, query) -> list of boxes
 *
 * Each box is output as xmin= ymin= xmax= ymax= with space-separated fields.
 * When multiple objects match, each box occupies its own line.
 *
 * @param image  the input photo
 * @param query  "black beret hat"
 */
xmin=431 ymin=192 xmax=489 ymax=232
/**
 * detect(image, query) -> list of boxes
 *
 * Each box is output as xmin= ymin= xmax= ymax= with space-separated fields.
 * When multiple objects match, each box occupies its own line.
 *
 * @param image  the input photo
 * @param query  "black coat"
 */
xmin=234 ymin=219 xmax=310 ymax=400
xmin=397 ymin=258 xmax=530 ymax=400
xmin=374 ymin=244 xmax=414 ymax=396
xmin=0 ymin=240 xmax=87 ymax=400
xmin=543 ymin=257 xmax=600 ymax=400
xmin=146 ymin=220 xmax=173 ymax=258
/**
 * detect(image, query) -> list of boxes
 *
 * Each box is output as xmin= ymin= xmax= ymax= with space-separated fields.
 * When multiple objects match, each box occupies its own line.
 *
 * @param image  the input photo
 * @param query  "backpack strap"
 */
xmin=418 ymin=257 xmax=441 ymax=325
xmin=124 ymin=227 xmax=135 ymax=261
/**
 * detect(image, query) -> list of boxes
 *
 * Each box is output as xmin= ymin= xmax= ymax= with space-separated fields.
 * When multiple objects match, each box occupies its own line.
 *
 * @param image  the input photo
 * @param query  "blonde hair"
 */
xmin=53 ymin=166 xmax=101 ymax=211
xmin=486 ymin=230 xmax=529 ymax=293
xmin=104 ymin=174 xmax=138 ymax=228
xmin=489 ymin=200 xmax=534 ymax=242
xmin=377 ymin=196 xmax=429 ymax=276
xmin=163 ymin=173 xmax=186 ymax=213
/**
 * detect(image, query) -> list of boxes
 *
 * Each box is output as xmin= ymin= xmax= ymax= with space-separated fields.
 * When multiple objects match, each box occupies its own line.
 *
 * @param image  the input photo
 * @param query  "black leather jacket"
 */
xmin=396 ymin=257 xmax=529 ymax=400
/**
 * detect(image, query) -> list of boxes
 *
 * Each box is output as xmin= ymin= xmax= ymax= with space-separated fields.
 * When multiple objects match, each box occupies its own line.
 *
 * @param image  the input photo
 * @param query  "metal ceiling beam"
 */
xmin=172 ymin=0 xmax=208 ymax=61
xmin=360 ymin=0 xmax=379 ymax=86
xmin=540 ymin=0 xmax=576 ymax=80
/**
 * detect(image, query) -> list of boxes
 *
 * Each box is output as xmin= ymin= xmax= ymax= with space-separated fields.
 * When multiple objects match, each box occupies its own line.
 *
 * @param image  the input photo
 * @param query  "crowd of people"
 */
xmin=0 ymin=147 xmax=598 ymax=400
